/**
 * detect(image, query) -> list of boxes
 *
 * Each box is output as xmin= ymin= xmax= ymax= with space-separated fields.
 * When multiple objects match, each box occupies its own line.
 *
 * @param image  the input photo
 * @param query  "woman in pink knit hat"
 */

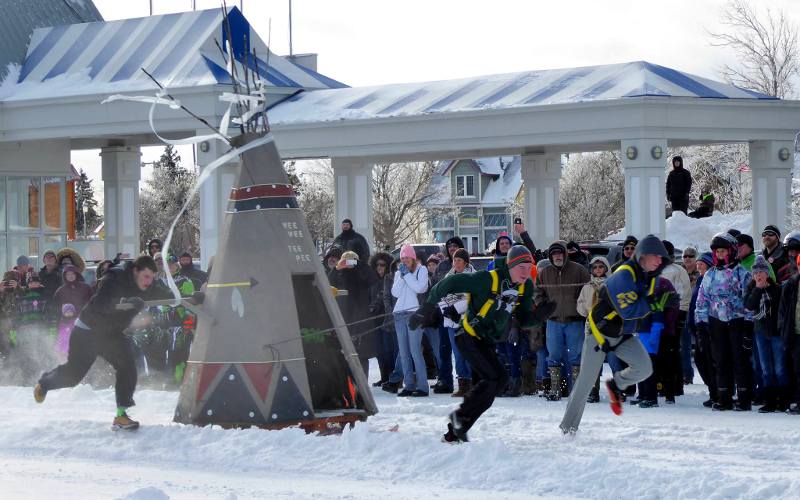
xmin=390 ymin=244 xmax=430 ymax=396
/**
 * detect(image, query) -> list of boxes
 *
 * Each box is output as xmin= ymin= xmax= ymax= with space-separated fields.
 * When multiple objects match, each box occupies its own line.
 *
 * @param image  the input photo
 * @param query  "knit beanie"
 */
xmin=507 ymin=245 xmax=533 ymax=270
xmin=399 ymin=244 xmax=416 ymax=260
xmin=752 ymin=255 xmax=770 ymax=275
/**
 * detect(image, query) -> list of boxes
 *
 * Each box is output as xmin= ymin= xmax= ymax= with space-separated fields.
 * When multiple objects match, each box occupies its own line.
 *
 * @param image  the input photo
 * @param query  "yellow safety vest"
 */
xmin=462 ymin=270 xmax=526 ymax=338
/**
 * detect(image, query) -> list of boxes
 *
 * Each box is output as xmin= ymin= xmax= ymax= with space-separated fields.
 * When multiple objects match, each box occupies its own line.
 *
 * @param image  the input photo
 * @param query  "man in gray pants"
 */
xmin=560 ymin=235 xmax=671 ymax=435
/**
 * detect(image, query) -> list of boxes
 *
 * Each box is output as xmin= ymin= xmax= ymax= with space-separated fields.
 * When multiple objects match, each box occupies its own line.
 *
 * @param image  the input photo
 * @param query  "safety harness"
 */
xmin=588 ymin=264 xmax=655 ymax=352
xmin=462 ymin=270 xmax=525 ymax=338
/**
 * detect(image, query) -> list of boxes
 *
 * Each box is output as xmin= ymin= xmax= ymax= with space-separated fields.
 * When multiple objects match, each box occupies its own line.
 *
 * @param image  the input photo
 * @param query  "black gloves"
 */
xmin=409 ymin=302 xmax=442 ymax=330
xmin=121 ymin=296 xmax=145 ymax=313
xmin=442 ymin=305 xmax=461 ymax=323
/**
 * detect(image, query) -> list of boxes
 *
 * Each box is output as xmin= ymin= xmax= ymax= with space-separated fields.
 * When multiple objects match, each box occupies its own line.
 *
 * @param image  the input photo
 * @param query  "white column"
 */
xmin=520 ymin=153 xmax=561 ymax=249
xmin=331 ymin=157 xmax=374 ymax=250
xmin=101 ymin=146 xmax=141 ymax=260
xmin=198 ymin=137 xmax=238 ymax=270
xmin=622 ymin=139 xmax=668 ymax=239
xmin=749 ymin=140 xmax=794 ymax=248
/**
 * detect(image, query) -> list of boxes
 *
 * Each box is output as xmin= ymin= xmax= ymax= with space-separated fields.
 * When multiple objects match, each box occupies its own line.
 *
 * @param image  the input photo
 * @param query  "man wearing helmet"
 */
xmin=695 ymin=232 xmax=753 ymax=411
xmin=779 ymin=230 xmax=800 ymax=282
xmin=560 ymin=235 xmax=671 ymax=434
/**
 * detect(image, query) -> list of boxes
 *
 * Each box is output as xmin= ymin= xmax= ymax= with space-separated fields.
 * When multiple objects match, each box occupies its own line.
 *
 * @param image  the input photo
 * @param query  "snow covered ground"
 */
xmin=2 ymin=361 xmax=799 ymax=500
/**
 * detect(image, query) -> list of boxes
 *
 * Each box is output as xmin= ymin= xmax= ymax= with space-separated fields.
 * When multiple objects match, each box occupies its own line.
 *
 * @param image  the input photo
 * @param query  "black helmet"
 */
xmin=710 ymin=232 xmax=739 ymax=260
xmin=783 ymin=230 xmax=800 ymax=251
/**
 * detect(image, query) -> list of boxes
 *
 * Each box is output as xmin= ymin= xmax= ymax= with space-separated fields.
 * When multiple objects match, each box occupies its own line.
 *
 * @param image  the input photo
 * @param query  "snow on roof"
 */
xmin=269 ymin=61 xmax=777 ymax=125
xmin=0 ymin=0 xmax=103 ymax=82
xmin=481 ymin=156 xmax=521 ymax=205
xmin=1 ymin=7 xmax=346 ymax=101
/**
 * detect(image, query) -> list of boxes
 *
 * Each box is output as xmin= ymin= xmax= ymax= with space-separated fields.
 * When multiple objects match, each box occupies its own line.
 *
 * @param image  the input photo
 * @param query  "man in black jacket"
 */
xmin=178 ymin=252 xmax=208 ymax=290
xmin=331 ymin=218 xmax=371 ymax=262
xmin=666 ymin=156 xmax=692 ymax=214
xmin=778 ymin=272 xmax=800 ymax=414
xmin=34 ymin=256 xmax=171 ymax=430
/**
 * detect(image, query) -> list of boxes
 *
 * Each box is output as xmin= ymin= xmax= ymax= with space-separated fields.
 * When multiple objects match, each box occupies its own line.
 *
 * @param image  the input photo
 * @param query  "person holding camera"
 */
xmin=34 ymin=256 xmax=171 ymax=431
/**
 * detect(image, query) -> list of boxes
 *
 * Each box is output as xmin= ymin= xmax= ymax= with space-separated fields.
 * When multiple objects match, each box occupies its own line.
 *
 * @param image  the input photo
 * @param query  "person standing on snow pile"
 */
xmin=745 ymin=255 xmax=788 ymax=413
xmin=331 ymin=218 xmax=371 ymax=262
xmin=666 ymin=155 xmax=692 ymax=214
xmin=412 ymin=245 xmax=551 ymax=443
xmin=534 ymin=240 xmax=591 ymax=401
xmin=559 ymin=235 xmax=671 ymax=435
xmin=576 ymin=256 xmax=611 ymax=403
xmin=777 ymin=253 xmax=800 ymax=415
xmin=34 ymin=256 xmax=174 ymax=431
xmin=658 ymin=240 xmax=692 ymax=399
xmin=694 ymin=232 xmax=753 ymax=411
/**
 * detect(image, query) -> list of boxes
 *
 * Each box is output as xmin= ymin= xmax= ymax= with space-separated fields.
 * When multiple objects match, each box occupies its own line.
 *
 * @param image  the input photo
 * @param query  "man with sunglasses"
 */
xmin=612 ymin=235 xmax=638 ymax=272
xmin=762 ymin=225 xmax=790 ymax=284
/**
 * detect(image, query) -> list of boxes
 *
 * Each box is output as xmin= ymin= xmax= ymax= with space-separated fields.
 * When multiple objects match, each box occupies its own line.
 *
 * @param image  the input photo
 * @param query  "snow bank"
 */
xmin=2 ymin=364 xmax=800 ymax=499
xmin=609 ymin=210 xmax=753 ymax=252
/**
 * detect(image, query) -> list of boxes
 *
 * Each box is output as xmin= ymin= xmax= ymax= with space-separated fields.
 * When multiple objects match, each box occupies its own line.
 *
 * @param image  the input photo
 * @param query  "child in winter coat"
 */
xmin=52 ymin=265 xmax=93 ymax=317
xmin=55 ymin=303 xmax=77 ymax=359
xmin=695 ymin=233 xmax=753 ymax=411
xmin=744 ymin=255 xmax=787 ymax=412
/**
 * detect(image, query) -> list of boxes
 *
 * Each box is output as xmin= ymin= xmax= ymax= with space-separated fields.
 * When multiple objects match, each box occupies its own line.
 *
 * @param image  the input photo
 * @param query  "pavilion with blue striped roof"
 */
xmin=0 ymin=3 xmax=799 ymax=266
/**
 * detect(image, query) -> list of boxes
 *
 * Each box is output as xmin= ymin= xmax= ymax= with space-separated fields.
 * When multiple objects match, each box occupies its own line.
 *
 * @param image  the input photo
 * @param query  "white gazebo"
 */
xmin=1 ymin=7 xmax=798 ymax=268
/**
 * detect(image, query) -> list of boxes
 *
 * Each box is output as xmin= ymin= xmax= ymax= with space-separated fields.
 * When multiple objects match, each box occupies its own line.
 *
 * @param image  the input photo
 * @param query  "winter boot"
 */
xmin=776 ymin=387 xmax=789 ymax=412
xmin=758 ymin=388 xmax=776 ymax=413
xmin=538 ymin=377 xmax=551 ymax=398
xmin=546 ymin=367 xmax=562 ymax=401
xmin=452 ymin=378 xmax=471 ymax=398
xmin=504 ymin=377 xmax=522 ymax=397
xmin=432 ymin=380 xmax=454 ymax=394
xmin=521 ymin=359 xmax=536 ymax=395
xmin=712 ymin=390 xmax=734 ymax=411
xmin=637 ymin=399 xmax=659 ymax=408
xmin=381 ymin=381 xmax=400 ymax=394
xmin=570 ymin=365 xmax=581 ymax=397
xmin=33 ymin=383 xmax=46 ymax=403
xmin=587 ymin=376 xmax=601 ymax=403
xmin=734 ymin=389 xmax=752 ymax=411
xmin=789 ymin=402 xmax=800 ymax=415
xmin=112 ymin=413 xmax=140 ymax=431
xmin=605 ymin=378 xmax=624 ymax=416
xmin=702 ymin=398 xmax=715 ymax=408
xmin=447 ymin=411 xmax=469 ymax=442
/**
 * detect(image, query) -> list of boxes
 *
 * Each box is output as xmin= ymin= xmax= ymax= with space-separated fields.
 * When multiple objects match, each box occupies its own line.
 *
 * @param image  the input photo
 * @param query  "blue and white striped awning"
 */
xmin=7 ymin=7 xmax=345 ymax=100
xmin=268 ymin=61 xmax=776 ymax=125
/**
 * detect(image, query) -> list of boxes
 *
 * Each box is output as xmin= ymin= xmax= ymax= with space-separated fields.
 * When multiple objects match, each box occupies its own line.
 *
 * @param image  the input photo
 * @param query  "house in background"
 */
xmin=427 ymin=156 xmax=523 ymax=254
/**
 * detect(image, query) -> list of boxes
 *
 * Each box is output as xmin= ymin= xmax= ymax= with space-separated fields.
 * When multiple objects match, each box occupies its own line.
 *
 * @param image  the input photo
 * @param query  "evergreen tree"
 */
xmin=74 ymin=169 xmax=102 ymax=236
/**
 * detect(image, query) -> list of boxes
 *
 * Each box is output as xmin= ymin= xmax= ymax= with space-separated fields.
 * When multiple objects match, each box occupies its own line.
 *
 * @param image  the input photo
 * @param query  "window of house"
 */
xmin=458 ymin=208 xmax=479 ymax=227
xmin=455 ymin=175 xmax=475 ymax=197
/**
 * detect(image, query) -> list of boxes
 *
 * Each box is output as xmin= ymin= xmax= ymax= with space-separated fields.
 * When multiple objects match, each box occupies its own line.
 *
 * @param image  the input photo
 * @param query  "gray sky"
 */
xmin=73 ymin=0 xmax=800 ymax=187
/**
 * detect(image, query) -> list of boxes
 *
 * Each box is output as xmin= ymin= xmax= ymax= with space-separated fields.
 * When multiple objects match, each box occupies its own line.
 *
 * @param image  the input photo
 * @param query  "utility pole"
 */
xmin=289 ymin=0 xmax=293 ymax=56
xmin=149 ymin=0 xmax=153 ymax=16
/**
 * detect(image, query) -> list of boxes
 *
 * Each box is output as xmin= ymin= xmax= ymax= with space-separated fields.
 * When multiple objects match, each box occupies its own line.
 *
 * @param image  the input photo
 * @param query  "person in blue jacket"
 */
xmin=560 ymin=235 xmax=671 ymax=434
